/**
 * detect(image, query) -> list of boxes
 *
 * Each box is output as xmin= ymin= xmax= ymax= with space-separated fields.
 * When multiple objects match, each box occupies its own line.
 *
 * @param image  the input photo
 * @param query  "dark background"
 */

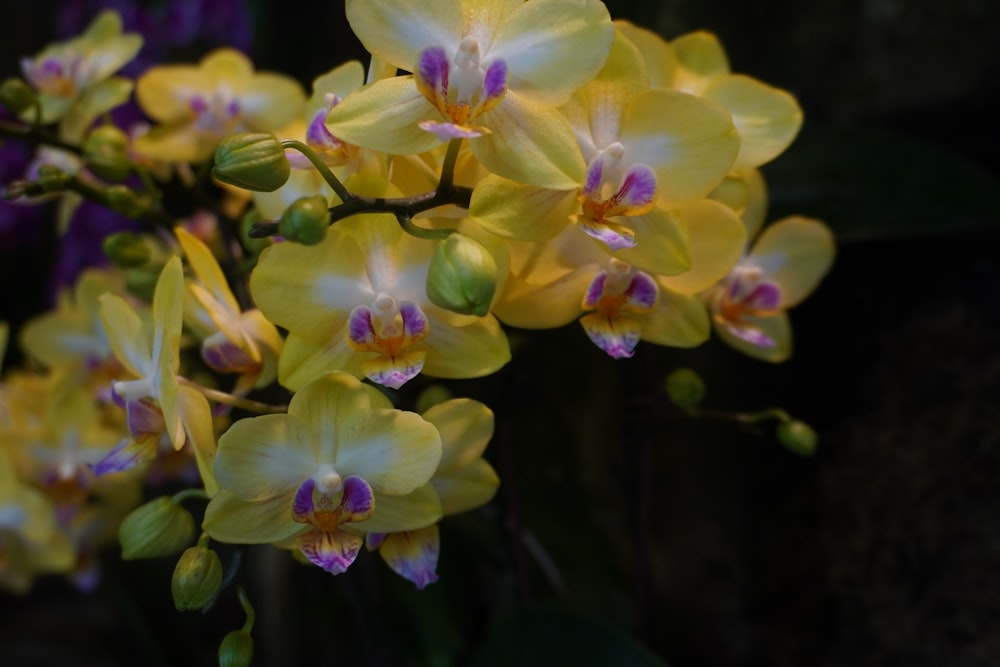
xmin=2 ymin=1 xmax=1000 ymax=666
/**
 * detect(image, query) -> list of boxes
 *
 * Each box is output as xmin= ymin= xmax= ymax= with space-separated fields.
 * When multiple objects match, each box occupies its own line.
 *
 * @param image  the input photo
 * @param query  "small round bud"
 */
xmin=36 ymin=164 xmax=70 ymax=192
xmin=0 ymin=78 xmax=37 ymax=115
xmin=278 ymin=195 xmax=330 ymax=245
xmin=664 ymin=368 xmax=706 ymax=409
xmin=212 ymin=133 xmax=291 ymax=192
xmin=83 ymin=124 xmax=132 ymax=182
xmin=425 ymin=233 xmax=498 ymax=317
xmin=106 ymin=184 xmax=144 ymax=217
xmin=171 ymin=545 xmax=223 ymax=611
xmin=218 ymin=630 xmax=254 ymax=667
xmin=776 ymin=419 xmax=818 ymax=457
xmin=103 ymin=231 xmax=152 ymax=268
xmin=119 ymin=496 xmax=195 ymax=560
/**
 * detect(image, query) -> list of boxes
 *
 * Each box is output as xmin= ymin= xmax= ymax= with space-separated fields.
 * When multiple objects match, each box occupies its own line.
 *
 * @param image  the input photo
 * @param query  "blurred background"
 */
xmin=2 ymin=1 xmax=999 ymax=665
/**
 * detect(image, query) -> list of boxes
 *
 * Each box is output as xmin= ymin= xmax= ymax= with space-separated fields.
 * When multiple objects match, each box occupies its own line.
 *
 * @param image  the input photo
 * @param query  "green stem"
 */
xmin=238 ymin=586 xmax=256 ymax=633
xmin=687 ymin=406 xmax=791 ymax=425
xmin=0 ymin=117 xmax=81 ymax=154
xmin=177 ymin=377 xmax=287 ymax=414
xmin=281 ymin=139 xmax=351 ymax=202
xmin=437 ymin=138 xmax=462 ymax=194
xmin=171 ymin=488 xmax=210 ymax=505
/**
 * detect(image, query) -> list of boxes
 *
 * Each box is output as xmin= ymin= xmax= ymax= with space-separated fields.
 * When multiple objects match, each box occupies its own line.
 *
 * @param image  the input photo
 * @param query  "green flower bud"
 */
xmin=83 ymin=125 xmax=132 ymax=182
xmin=0 ymin=77 xmax=37 ymax=115
xmin=125 ymin=266 xmax=161 ymax=301
xmin=103 ymin=231 xmax=152 ymax=268
xmin=426 ymin=233 xmax=498 ymax=317
xmin=776 ymin=419 xmax=818 ymax=457
xmin=36 ymin=164 xmax=70 ymax=192
xmin=172 ymin=545 xmax=223 ymax=611
xmin=106 ymin=184 xmax=144 ymax=217
xmin=119 ymin=496 xmax=195 ymax=560
xmin=218 ymin=630 xmax=254 ymax=667
xmin=664 ymin=368 xmax=706 ymax=409
xmin=278 ymin=195 xmax=330 ymax=245
xmin=212 ymin=133 xmax=291 ymax=192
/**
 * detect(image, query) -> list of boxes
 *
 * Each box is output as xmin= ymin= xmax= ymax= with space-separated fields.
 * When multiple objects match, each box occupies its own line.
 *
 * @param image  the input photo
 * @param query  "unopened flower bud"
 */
xmin=172 ymin=545 xmax=223 ymax=611
xmin=119 ymin=496 xmax=195 ymax=560
xmin=0 ymin=77 xmax=37 ymax=115
xmin=776 ymin=419 xmax=818 ymax=457
xmin=278 ymin=195 xmax=330 ymax=245
xmin=426 ymin=233 xmax=498 ymax=317
xmin=83 ymin=124 xmax=132 ymax=182
xmin=125 ymin=266 xmax=161 ymax=301
xmin=106 ymin=184 xmax=144 ymax=217
xmin=103 ymin=231 xmax=152 ymax=268
xmin=665 ymin=368 xmax=706 ymax=409
xmin=36 ymin=164 xmax=70 ymax=192
xmin=218 ymin=630 xmax=254 ymax=667
xmin=212 ymin=133 xmax=291 ymax=192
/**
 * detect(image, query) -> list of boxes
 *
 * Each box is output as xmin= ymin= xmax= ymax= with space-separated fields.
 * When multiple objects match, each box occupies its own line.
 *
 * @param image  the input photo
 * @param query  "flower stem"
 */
xmin=177 ymin=377 xmax=287 ymax=414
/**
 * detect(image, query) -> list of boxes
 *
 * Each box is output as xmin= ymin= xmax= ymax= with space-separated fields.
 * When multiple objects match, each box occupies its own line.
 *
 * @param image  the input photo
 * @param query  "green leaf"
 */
xmin=762 ymin=123 xmax=1000 ymax=242
xmin=468 ymin=601 xmax=668 ymax=667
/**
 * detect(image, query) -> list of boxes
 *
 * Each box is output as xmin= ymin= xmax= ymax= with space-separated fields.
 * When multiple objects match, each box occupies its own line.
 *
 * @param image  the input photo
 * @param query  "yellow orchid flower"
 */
xmin=203 ymin=372 xmax=443 ymax=575
xmin=703 ymin=215 xmax=836 ymax=362
xmin=367 ymin=397 xmax=499 ymax=588
xmin=94 ymin=257 xmax=217 ymax=493
xmin=494 ymin=198 xmax=746 ymax=358
xmin=250 ymin=176 xmax=510 ymax=391
xmin=19 ymin=9 xmax=142 ymax=136
xmin=469 ymin=27 xmax=740 ymax=276
xmin=0 ymin=448 xmax=76 ymax=594
xmin=617 ymin=22 xmax=803 ymax=170
xmin=327 ymin=0 xmax=615 ymax=189
xmin=174 ymin=226 xmax=282 ymax=396
xmin=133 ymin=48 xmax=306 ymax=164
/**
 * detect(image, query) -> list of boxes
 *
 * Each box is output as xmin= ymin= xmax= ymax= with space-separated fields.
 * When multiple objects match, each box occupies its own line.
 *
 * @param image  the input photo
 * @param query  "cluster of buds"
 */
xmin=0 ymin=2 xmax=834 ymax=659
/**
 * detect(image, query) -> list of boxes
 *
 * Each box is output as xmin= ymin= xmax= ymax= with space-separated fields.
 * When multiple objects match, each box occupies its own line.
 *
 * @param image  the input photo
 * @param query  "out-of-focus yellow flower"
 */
xmin=175 ymin=226 xmax=282 ymax=396
xmin=19 ymin=9 xmax=141 ymax=136
xmin=133 ymin=48 xmax=306 ymax=164
xmin=703 ymin=216 xmax=835 ymax=362
xmin=250 ymin=176 xmax=510 ymax=391
xmin=0 ymin=448 xmax=75 ymax=594
xmin=327 ymin=0 xmax=615 ymax=189
xmin=203 ymin=372 xmax=443 ymax=575
xmin=95 ymin=257 xmax=217 ymax=492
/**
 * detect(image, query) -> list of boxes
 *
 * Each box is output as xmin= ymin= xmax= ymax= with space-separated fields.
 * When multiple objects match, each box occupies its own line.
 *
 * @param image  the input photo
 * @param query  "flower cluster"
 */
xmin=0 ymin=0 xmax=834 ymax=653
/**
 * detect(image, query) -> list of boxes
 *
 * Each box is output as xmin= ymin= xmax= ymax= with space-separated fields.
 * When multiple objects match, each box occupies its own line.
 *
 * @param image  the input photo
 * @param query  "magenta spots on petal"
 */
xmin=366 ymin=362 xmax=423 ymax=390
xmin=579 ymin=220 xmax=636 ymax=250
xmin=616 ymin=163 xmax=657 ymax=212
xmin=379 ymin=528 xmax=441 ymax=590
xmin=417 ymin=46 xmax=450 ymax=95
xmin=202 ymin=338 xmax=256 ymax=374
xmin=125 ymin=397 xmax=165 ymax=442
xmin=582 ymin=156 xmax=605 ymax=198
xmin=93 ymin=438 xmax=156 ymax=476
xmin=746 ymin=281 xmax=782 ymax=312
xmin=725 ymin=323 xmax=777 ymax=348
xmin=481 ymin=60 xmax=508 ymax=101
xmin=347 ymin=305 xmax=376 ymax=346
xmin=418 ymin=120 xmax=484 ymax=140
xmin=624 ymin=271 xmax=658 ymax=310
xmin=292 ymin=478 xmax=316 ymax=522
xmin=580 ymin=313 xmax=641 ymax=359
xmin=339 ymin=475 xmax=375 ymax=520
xmin=190 ymin=95 xmax=209 ymax=114
xmin=299 ymin=529 xmax=363 ymax=575
xmin=582 ymin=271 xmax=608 ymax=309
xmin=305 ymin=106 xmax=341 ymax=150
xmin=399 ymin=301 xmax=429 ymax=340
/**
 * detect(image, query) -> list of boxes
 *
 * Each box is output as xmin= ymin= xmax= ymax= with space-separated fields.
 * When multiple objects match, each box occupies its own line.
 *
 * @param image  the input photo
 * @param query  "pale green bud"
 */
xmin=103 ymin=231 xmax=152 ymax=268
xmin=172 ymin=545 xmax=223 ymax=611
xmin=776 ymin=419 xmax=818 ymax=457
xmin=119 ymin=496 xmax=195 ymax=560
xmin=0 ymin=77 xmax=37 ymax=115
xmin=106 ymin=184 xmax=144 ymax=217
xmin=125 ymin=266 xmax=161 ymax=301
xmin=83 ymin=124 xmax=132 ymax=182
xmin=426 ymin=233 xmax=498 ymax=317
xmin=218 ymin=631 xmax=254 ymax=667
xmin=36 ymin=164 xmax=70 ymax=192
xmin=278 ymin=195 xmax=330 ymax=245
xmin=212 ymin=133 xmax=291 ymax=192
xmin=664 ymin=368 xmax=706 ymax=409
